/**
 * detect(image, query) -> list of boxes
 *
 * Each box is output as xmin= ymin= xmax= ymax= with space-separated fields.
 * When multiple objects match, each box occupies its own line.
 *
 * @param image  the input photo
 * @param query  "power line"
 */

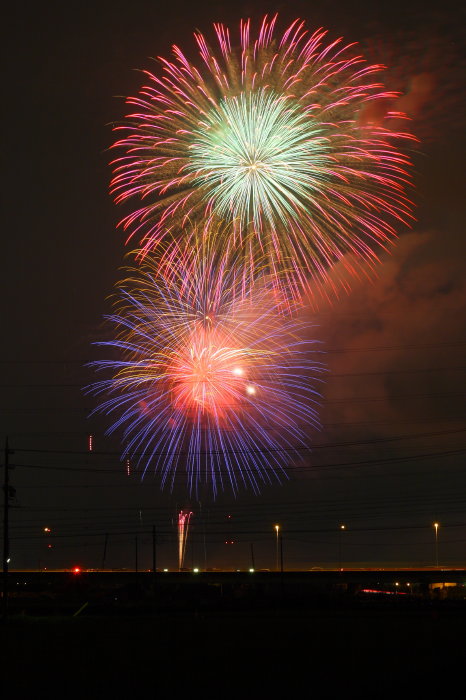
xmin=8 ymin=521 xmax=466 ymax=541
xmin=2 ymin=391 xmax=464 ymax=414
xmin=4 ymin=416 xmax=466 ymax=439
xmin=10 ymin=447 xmax=466 ymax=473
xmin=12 ymin=492 xmax=466 ymax=520
xmin=1 ymin=339 xmax=465 ymax=365
xmin=11 ymin=427 xmax=466 ymax=456
xmin=3 ymin=365 xmax=466 ymax=388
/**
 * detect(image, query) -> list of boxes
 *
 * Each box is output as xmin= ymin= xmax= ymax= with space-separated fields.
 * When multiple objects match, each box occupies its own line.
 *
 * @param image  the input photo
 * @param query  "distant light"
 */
xmin=126 ymin=459 xmax=131 ymax=476
xmin=73 ymin=567 xmax=81 ymax=574
xmin=361 ymin=589 xmax=407 ymax=596
xmin=88 ymin=434 xmax=93 ymax=452
xmin=47 ymin=544 xmax=53 ymax=549
xmin=44 ymin=527 xmax=51 ymax=533
xmin=163 ymin=568 xmax=168 ymax=572
xmin=249 ymin=568 xmax=255 ymax=573
xmin=395 ymin=582 xmax=399 ymax=586
xmin=6 ymin=558 xmax=11 ymax=564
xmin=340 ymin=524 xmax=346 ymax=530
xmin=274 ymin=524 xmax=280 ymax=533
xmin=232 ymin=367 xmax=244 ymax=376
xmin=246 ymin=385 xmax=256 ymax=395
xmin=193 ymin=568 xmax=199 ymax=573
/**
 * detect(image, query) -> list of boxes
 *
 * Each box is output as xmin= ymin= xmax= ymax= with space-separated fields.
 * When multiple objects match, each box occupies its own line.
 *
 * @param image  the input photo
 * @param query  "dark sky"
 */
xmin=3 ymin=0 xmax=465 ymax=571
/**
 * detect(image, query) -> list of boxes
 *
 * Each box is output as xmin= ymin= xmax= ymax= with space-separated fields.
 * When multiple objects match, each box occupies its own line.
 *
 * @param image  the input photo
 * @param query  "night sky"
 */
xmin=3 ymin=0 xmax=465 ymax=571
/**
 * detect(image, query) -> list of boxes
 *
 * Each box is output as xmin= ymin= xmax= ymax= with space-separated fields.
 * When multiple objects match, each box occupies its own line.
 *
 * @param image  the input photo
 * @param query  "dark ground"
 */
xmin=3 ymin=601 xmax=465 ymax=698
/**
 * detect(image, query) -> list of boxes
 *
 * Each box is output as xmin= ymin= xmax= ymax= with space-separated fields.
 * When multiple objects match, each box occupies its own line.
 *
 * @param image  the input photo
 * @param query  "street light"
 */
xmin=433 ymin=522 xmax=439 ymax=568
xmin=339 ymin=525 xmax=346 ymax=571
xmin=274 ymin=525 xmax=280 ymax=571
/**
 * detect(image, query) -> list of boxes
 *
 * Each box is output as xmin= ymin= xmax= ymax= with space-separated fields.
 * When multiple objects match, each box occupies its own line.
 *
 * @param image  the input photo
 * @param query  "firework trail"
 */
xmin=88 ymin=236 xmax=324 ymax=497
xmin=111 ymin=15 xmax=416 ymax=297
xmin=178 ymin=510 xmax=192 ymax=570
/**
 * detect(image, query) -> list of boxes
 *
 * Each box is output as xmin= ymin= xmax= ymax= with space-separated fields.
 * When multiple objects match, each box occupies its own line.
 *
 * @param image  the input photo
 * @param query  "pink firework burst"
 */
xmin=111 ymin=15 xmax=416 ymax=298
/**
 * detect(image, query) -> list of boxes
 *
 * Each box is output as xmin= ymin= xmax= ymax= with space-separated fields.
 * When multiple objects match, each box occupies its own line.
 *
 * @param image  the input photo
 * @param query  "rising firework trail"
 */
xmin=88 ymin=235 xmax=324 ymax=497
xmin=178 ymin=510 xmax=192 ymax=570
xmin=111 ymin=14 xmax=416 ymax=298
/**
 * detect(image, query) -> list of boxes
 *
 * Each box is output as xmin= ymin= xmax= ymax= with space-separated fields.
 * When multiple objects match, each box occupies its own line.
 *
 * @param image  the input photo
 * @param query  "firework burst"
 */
xmin=111 ymin=15 xmax=416 ymax=296
xmin=88 ymin=238 xmax=324 ymax=497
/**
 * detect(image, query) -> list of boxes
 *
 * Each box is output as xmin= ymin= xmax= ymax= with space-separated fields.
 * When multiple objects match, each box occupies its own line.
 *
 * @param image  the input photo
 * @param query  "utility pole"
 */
xmin=3 ymin=438 xmax=14 ymax=620
xmin=433 ymin=523 xmax=439 ymax=568
xmin=250 ymin=542 xmax=255 ymax=570
xmin=102 ymin=533 xmax=108 ymax=570
xmin=274 ymin=525 xmax=280 ymax=571
xmin=152 ymin=525 xmax=157 ymax=574
xmin=339 ymin=524 xmax=346 ymax=571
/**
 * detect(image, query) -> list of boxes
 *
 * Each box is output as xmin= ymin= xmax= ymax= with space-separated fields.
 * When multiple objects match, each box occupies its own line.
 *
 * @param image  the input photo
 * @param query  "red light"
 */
xmin=47 ymin=544 xmax=53 ymax=549
xmin=73 ymin=567 xmax=81 ymax=574
xmin=361 ymin=588 xmax=407 ymax=596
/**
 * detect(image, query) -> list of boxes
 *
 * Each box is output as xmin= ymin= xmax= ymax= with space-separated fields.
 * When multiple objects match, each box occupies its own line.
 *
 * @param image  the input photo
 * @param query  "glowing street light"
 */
xmin=433 ymin=522 xmax=440 ymax=568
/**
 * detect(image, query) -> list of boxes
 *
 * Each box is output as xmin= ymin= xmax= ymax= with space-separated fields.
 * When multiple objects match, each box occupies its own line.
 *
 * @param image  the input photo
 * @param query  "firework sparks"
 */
xmin=88 ymin=237 xmax=324 ymax=497
xmin=111 ymin=15 xmax=416 ymax=296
